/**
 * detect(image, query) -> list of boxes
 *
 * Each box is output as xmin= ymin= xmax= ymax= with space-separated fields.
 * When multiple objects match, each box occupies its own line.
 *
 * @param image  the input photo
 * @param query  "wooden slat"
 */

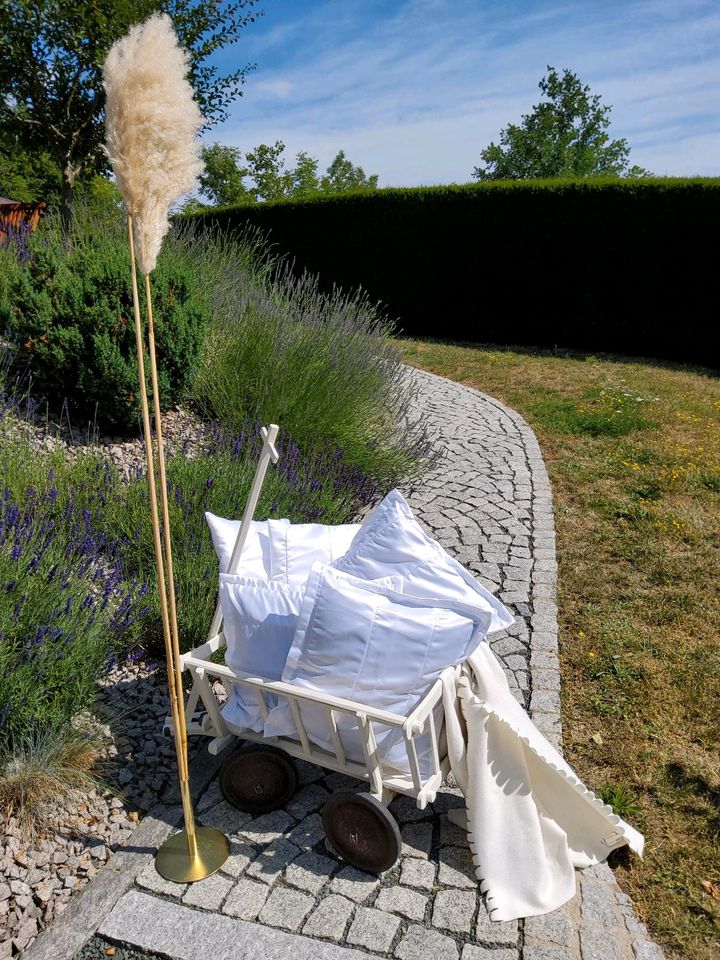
xmin=288 ymin=697 xmax=312 ymax=756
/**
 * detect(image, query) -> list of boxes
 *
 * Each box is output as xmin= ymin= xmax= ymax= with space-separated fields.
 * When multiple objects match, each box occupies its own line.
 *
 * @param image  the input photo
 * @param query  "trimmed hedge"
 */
xmin=185 ymin=179 xmax=720 ymax=368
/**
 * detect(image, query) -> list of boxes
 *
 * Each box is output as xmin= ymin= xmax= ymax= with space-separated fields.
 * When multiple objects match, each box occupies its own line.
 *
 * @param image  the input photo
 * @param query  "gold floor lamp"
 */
xmin=103 ymin=13 xmax=229 ymax=882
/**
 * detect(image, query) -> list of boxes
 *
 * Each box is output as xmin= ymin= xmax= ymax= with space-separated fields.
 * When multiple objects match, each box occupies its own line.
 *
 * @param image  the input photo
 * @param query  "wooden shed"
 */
xmin=0 ymin=197 xmax=46 ymax=243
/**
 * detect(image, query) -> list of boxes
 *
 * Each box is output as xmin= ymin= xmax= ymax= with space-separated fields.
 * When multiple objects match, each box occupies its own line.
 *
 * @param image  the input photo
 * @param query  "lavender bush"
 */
xmin=170 ymin=222 xmax=435 ymax=488
xmin=0 ymin=439 xmax=147 ymax=747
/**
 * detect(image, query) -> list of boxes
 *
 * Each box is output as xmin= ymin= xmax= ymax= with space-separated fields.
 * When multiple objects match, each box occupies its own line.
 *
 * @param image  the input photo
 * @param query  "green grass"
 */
xmin=403 ymin=340 xmax=720 ymax=960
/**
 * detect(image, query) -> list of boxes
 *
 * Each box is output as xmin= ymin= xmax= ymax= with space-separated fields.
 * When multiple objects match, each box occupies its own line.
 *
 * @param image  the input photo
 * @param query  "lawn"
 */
xmin=402 ymin=340 xmax=720 ymax=960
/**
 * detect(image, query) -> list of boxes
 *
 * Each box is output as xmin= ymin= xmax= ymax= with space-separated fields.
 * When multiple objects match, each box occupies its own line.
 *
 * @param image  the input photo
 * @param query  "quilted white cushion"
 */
xmin=333 ymin=490 xmax=514 ymax=634
xmin=219 ymin=575 xmax=305 ymax=732
xmin=264 ymin=563 xmax=491 ymax=776
xmin=267 ymin=519 xmax=361 ymax=584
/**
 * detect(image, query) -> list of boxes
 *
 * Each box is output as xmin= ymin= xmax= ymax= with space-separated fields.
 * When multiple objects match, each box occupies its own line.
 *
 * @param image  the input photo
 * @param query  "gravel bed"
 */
xmin=0 ymin=654 xmax=212 ymax=956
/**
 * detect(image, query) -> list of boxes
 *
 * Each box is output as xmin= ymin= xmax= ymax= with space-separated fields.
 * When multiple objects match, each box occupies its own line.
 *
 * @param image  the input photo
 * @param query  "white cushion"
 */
xmin=219 ymin=575 xmax=305 ymax=732
xmin=333 ymin=490 xmax=514 ymax=634
xmin=267 ymin=519 xmax=361 ymax=584
xmin=205 ymin=512 xmax=271 ymax=578
xmin=205 ymin=513 xmax=360 ymax=583
xmin=264 ymin=564 xmax=491 ymax=776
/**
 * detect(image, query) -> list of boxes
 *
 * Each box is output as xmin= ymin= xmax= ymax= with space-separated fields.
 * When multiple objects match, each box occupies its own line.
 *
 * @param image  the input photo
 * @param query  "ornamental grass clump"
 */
xmin=0 ymin=722 xmax=110 ymax=838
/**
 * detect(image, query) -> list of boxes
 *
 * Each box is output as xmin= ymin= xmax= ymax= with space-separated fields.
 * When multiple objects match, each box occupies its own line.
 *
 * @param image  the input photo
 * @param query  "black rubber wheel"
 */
xmin=322 ymin=791 xmax=401 ymax=873
xmin=219 ymin=745 xmax=298 ymax=814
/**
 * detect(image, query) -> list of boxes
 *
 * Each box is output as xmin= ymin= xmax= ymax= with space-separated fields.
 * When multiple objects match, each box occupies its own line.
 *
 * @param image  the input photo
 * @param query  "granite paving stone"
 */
xmin=395 ymin=925 xmax=459 ymax=960
xmin=328 ymin=866 xmax=380 ymax=904
xmin=258 ymin=887 xmax=315 ymax=932
xmin=285 ymin=852 xmax=339 ymax=895
xmin=287 ymin=813 xmax=326 ymax=852
xmin=218 ymin=839 xmax=258 ymax=879
xmin=399 ymin=857 xmax=436 ymax=891
xmin=346 ymin=906 xmax=400 ymax=953
xmin=375 ymin=886 xmax=428 ymax=921
xmin=400 ymin=822 xmax=433 ymax=859
xmin=199 ymin=801 xmax=252 ymax=836
xmin=245 ymin=838 xmax=300 ymax=885
xmin=181 ymin=872 xmax=233 ymax=911
xmin=524 ymin=906 xmax=574 ymax=947
xmin=474 ymin=906 xmax=518 ymax=946
xmin=433 ymin=889 xmax=476 ymax=932
xmin=462 ymin=948 xmax=517 ymax=960
xmin=302 ymin=895 xmax=355 ymax=941
xmin=238 ymin=810 xmax=295 ymax=846
xmin=135 ymin=863 xmax=187 ymax=899
xmin=579 ymin=923 xmax=627 ymax=960
xmin=221 ymin=878 xmax=269 ymax=920
xmin=437 ymin=846 xmax=478 ymax=889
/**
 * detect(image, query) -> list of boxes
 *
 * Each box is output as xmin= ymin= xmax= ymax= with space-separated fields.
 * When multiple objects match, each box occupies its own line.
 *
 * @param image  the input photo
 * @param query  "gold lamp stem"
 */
xmin=126 ymin=215 xmax=228 ymax=881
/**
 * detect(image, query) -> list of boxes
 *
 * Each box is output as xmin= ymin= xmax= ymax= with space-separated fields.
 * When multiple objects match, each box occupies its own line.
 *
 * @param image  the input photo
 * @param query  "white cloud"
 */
xmin=210 ymin=0 xmax=720 ymax=183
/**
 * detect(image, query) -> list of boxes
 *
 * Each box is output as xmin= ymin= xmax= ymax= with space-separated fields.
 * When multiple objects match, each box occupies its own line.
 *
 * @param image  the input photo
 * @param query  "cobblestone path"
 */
xmin=99 ymin=369 xmax=663 ymax=960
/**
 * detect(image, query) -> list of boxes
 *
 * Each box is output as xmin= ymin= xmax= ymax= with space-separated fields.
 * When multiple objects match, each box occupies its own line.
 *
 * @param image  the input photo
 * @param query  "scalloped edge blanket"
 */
xmin=441 ymin=643 xmax=644 ymax=921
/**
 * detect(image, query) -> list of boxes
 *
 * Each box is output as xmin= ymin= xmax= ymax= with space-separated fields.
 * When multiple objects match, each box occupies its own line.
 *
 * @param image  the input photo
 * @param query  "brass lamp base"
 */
xmin=155 ymin=826 xmax=230 ymax=883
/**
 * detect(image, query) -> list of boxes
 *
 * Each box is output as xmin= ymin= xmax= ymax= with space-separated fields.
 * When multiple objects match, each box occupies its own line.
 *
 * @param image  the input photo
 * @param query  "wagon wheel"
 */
xmin=219 ymin=745 xmax=298 ymax=814
xmin=322 ymin=792 xmax=401 ymax=873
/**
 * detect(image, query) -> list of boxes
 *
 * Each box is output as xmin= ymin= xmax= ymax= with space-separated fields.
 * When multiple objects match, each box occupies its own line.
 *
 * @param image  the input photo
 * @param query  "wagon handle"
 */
xmin=206 ymin=424 xmax=280 ymax=640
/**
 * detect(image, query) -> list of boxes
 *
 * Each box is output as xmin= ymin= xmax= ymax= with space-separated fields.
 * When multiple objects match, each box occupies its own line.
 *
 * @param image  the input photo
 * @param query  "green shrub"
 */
xmin=0 ymin=210 xmax=208 ymax=434
xmin=185 ymin=178 xmax=720 ymax=367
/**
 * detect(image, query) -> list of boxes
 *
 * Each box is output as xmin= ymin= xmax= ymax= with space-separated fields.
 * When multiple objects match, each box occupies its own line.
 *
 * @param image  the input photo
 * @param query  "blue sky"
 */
xmin=209 ymin=0 xmax=720 ymax=186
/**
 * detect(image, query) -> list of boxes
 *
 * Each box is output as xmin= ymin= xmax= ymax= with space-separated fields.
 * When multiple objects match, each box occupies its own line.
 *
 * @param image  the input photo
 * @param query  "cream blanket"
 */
xmin=441 ymin=643 xmax=644 ymax=921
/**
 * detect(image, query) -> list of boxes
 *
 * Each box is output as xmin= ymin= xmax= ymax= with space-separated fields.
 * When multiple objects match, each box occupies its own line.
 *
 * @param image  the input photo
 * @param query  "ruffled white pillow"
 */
xmin=333 ymin=490 xmax=514 ymax=634
xmin=264 ymin=563 xmax=490 ymax=776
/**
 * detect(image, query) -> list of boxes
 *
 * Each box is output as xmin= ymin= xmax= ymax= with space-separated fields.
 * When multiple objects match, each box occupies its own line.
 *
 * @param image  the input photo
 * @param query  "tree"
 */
xmin=321 ymin=150 xmax=378 ymax=193
xmin=195 ymin=142 xmax=378 ymax=206
xmin=0 ymin=0 xmax=262 ymax=224
xmin=473 ymin=67 xmax=649 ymax=181
xmin=197 ymin=143 xmax=253 ymax=207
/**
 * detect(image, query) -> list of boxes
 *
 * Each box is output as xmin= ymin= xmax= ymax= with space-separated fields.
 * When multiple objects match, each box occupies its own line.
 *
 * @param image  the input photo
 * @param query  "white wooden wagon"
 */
xmin=170 ymin=425 xmax=456 ymax=872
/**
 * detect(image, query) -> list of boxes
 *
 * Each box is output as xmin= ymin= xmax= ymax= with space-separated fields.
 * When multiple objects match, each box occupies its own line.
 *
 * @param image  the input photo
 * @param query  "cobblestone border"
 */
xmin=405 ymin=368 xmax=662 ymax=960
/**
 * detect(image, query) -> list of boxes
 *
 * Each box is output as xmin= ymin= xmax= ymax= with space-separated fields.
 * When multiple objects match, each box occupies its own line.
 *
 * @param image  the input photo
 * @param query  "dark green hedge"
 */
xmin=185 ymin=179 xmax=720 ymax=368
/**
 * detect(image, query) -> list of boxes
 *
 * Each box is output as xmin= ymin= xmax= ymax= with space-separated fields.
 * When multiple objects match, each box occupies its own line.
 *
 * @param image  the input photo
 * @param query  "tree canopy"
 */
xmin=0 ymin=0 xmax=262 ymax=220
xmin=194 ymin=141 xmax=379 ymax=206
xmin=473 ymin=67 xmax=649 ymax=181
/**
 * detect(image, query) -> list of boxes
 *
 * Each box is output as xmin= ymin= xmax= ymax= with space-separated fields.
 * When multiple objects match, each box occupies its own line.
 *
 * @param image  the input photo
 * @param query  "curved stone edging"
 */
xmin=404 ymin=366 xmax=561 ymax=748
xmin=404 ymin=366 xmax=663 ymax=960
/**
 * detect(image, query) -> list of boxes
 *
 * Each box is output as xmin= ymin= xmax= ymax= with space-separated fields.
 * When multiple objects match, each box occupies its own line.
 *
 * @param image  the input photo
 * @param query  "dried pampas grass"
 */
xmin=103 ymin=13 xmax=204 ymax=274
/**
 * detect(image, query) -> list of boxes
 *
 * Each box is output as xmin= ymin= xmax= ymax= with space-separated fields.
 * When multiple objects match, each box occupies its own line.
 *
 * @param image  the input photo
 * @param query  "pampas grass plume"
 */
xmin=103 ymin=14 xmax=204 ymax=274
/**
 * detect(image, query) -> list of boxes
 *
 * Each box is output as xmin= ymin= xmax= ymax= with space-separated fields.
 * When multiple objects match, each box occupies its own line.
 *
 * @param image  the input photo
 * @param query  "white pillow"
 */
xmin=333 ymin=490 xmax=514 ymax=634
xmin=267 ymin=518 xmax=361 ymax=584
xmin=219 ymin=575 xmax=305 ymax=732
xmin=264 ymin=564 xmax=491 ymax=777
xmin=205 ymin=512 xmax=271 ymax=578
xmin=205 ymin=513 xmax=360 ymax=583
